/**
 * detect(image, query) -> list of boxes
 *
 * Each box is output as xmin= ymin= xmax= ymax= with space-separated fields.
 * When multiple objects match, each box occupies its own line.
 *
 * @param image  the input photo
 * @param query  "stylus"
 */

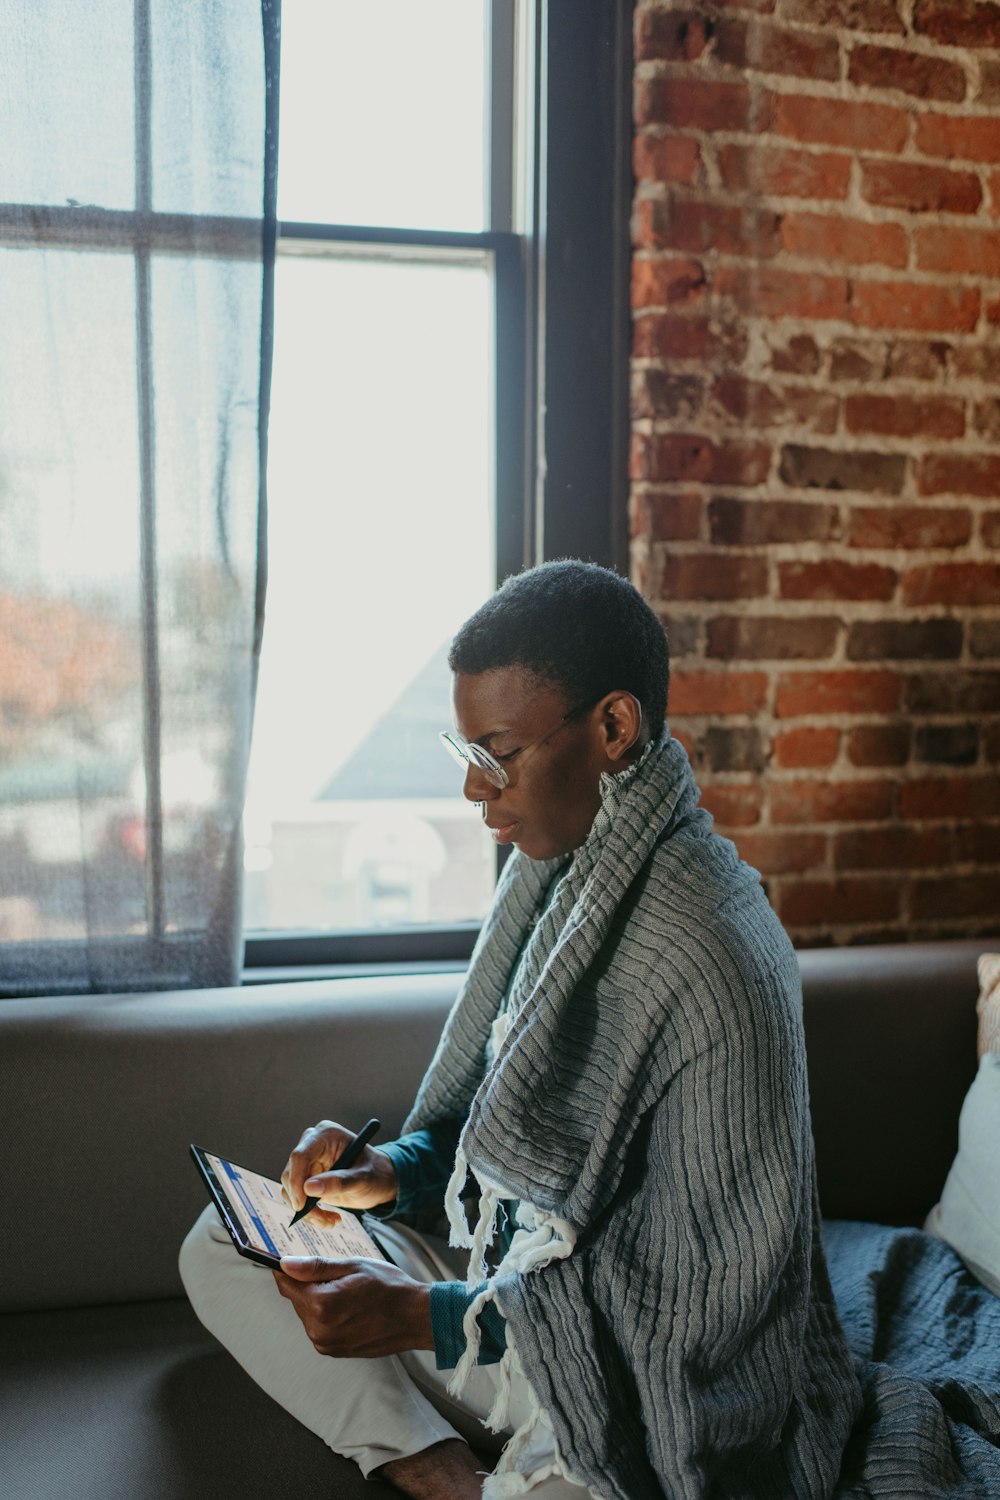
xmin=288 ymin=1117 xmax=381 ymax=1227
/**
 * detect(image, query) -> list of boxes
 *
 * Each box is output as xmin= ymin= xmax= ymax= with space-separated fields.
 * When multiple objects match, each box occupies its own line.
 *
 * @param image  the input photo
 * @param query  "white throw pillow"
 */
xmin=925 ymin=1051 xmax=1000 ymax=1299
xmin=978 ymin=952 xmax=1000 ymax=1059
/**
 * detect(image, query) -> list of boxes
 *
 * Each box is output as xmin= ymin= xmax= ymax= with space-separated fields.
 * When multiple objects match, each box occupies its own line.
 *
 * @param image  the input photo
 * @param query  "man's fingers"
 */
xmin=303 ymin=1166 xmax=366 ymax=1200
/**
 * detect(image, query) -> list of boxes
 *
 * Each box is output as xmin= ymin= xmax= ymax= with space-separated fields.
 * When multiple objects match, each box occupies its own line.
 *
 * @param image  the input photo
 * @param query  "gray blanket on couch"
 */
xmin=824 ymin=1221 xmax=1000 ymax=1497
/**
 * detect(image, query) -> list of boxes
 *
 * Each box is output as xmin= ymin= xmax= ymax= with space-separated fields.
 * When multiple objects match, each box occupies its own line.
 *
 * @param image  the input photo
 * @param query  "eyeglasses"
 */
xmin=439 ymin=697 xmax=599 ymax=790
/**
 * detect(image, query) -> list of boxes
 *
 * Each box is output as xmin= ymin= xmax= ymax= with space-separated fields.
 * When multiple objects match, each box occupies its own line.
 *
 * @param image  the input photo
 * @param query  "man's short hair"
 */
xmin=449 ymin=560 xmax=669 ymax=729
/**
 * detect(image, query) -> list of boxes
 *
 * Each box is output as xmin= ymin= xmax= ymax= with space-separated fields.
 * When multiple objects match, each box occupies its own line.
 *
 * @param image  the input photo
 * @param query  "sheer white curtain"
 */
xmin=0 ymin=0 xmax=278 ymax=994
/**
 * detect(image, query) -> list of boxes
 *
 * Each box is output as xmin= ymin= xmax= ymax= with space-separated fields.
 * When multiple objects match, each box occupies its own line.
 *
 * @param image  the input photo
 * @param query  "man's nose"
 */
xmin=463 ymin=762 xmax=498 ymax=803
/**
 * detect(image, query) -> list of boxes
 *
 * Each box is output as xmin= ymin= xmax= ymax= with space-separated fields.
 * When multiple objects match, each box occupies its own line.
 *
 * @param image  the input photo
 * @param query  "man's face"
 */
xmin=451 ymin=666 xmax=632 ymax=862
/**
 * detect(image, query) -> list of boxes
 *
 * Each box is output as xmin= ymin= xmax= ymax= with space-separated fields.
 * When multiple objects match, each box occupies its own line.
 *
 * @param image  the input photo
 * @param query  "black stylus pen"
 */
xmin=288 ymin=1117 xmax=381 ymax=1228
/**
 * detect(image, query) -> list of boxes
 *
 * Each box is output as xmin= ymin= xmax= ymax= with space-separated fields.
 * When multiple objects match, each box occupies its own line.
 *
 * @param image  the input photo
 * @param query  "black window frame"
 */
xmin=245 ymin=0 xmax=633 ymax=982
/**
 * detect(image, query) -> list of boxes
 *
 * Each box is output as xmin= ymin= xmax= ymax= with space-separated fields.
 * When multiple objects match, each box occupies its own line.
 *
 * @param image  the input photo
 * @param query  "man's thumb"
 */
xmin=279 ymin=1256 xmax=331 ymax=1281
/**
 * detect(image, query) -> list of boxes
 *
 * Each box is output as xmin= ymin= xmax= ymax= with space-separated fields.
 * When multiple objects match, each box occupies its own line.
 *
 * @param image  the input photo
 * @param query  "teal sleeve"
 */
xmin=368 ymin=1119 xmax=463 ymax=1219
xmin=429 ymin=1279 xmax=508 ymax=1368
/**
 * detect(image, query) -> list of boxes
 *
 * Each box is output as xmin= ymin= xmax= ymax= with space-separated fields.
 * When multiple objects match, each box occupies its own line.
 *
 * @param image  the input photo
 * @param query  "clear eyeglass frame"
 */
xmin=439 ymin=697 xmax=601 ymax=791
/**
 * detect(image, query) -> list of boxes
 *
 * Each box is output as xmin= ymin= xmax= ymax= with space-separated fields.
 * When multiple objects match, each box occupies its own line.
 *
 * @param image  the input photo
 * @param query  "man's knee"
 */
xmin=178 ymin=1203 xmax=232 ymax=1309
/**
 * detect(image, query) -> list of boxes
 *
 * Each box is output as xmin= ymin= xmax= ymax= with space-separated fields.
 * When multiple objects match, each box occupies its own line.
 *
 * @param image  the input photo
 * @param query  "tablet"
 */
xmin=191 ymin=1144 xmax=395 ymax=1269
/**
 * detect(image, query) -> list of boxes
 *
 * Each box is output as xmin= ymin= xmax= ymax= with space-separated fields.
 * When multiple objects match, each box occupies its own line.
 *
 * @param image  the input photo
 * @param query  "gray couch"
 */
xmin=0 ymin=941 xmax=989 ymax=1500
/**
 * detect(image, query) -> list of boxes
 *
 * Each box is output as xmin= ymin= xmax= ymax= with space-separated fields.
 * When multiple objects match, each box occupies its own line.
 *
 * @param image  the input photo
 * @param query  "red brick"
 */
xmin=861 ymin=159 xmax=982 ymax=215
xmin=983 ymin=510 xmax=1000 ymax=547
xmin=708 ymin=496 xmax=840 ymax=545
xmin=955 ymin=820 xmax=1000 ymax=859
xmin=846 ymin=723 xmax=911 ymax=766
xmin=919 ymin=453 xmax=1000 ymax=497
xmin=911 ymin=875 xmax=1000 ymax=920
xmin=717 ymin=143 xmax=852 ymax=200
xmin=773 ymin=727 xmax=841 ymax=768
xmin=781 ymin=0 xmax=904 ymax=28
xmin=631 ymin=433 xmax=772 ymax=486
xmin=970 ymin=620 xmax=1000 ymax=658
xmin=769 ymin=92 xmax=909 ymax=153
xmin=714 ymin=265 xmax=849 ymax=322
xmin=699 ymin=783 xmax=764 ymax=828
xmin=637 ymin=77 xmax=751 ymax=132
xmin=848 ymin=507 xmax=971 ymax=549
xmin=833 ymin=825 xmax=953 ymax=870
xmin=630 ymin=370 xmax=705 ymax=422
xmin=973 ymin=401 xmax=1000 ymax=442
xmin=632 ymin=314 xmax=748 ymax=363
xmin=848 ymin=43 xmax=966 ymax=101
xmin=915 ymin=723 xmax=979 ymax=766
xmin=850 ymin=281 xmax=980 ymax=333
xmin=888 ymin=339 xmax=952 ymax=380
xmin=844 ymin=394 xmax=964 ymax=441
xmin=662 ymin=552 xmax=769 ymax=601
xmin=704 ymin=725 xmax=767 ymax=773
xmin=633 ymin=135 xmax=702 ymax=185
xmin=775 ymin=669 xmax=902 ymax=716
xmin=632 ymin=256 xmax=707 ymax=308
xmin=634 ymin=197 xmax=779 ymax=257
xmin=659 ymin=616 xmax=701 ymax=658
xmin=768 ymin=334 xmax=822 ymax=375
xmin=779 ymin=445 xmax=906 ymax=493
xmin=954 ymin=345 xmax=1000 ymax=382
xmin=989 ymin=171 xmax=1000 ymax=216
xmin=900 ymin=774 xmax=1000 ymax=819
xmin=669 ymin=669 xmax=769 ymax=715
xmin=711 ymin=377 xmax=838 ymax=434
xmin=847 ymin=618 xmax=963 ymax=661
xmin=778 ymin=878 xmax=901 ymax=927
xmin=670 ymin=725 xmax=698 ymax=759
xmin=715 ymin=18 xmax=841 ymax=80
xmin=770 ymin=779 xmax=895 ymax=824
xmin=734 ymin=830 xmax=827 ymax=874
xmin=917 ymin=112 xmax=1000 ymax=164
xmin=706 ymin=615 xmax=840 ymax=660
xmin=988 ymin=728 xmax=1000 ymax=765
xmin=916 ymin=225 xmax=1000 ymax=277
xmin=829 ymin=338 xmax=889 ymax=382
xmin=635 ymin=9 xmax=713 ymax=61
xmin=781 ymin=213 xmax=908 ymax=269
xmin=779 ymin=560 xmax=897 ymax=601
xmin=981 ymin=62 xmax=1000 ymax=106
xmin=630 ymin=491 xmax=703 ymax=542
xmin=903 ymin=668 xmax=1000 ymax=714
xmin=903 ymin=563 xmax=1000 ymax=606
xmin=914 ymin=0 xmax=1000 ymax=48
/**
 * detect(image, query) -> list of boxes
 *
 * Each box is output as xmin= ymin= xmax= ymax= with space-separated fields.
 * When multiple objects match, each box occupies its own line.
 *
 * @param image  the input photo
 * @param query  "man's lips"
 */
xmin=485 ymin=817 xmax=519 ymax=841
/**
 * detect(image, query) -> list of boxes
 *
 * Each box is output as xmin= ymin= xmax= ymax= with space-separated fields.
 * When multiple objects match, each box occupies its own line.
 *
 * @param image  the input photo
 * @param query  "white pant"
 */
xmin=179 ymin=1206 xmax=590 ymax=1495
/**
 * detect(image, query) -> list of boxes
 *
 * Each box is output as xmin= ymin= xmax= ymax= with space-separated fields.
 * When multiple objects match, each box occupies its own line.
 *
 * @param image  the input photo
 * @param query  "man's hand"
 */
xmin=273 ymin=1257 xmax=435 ymax=1358
xmin=280 ymin=1121 xmax=399 ymax=1228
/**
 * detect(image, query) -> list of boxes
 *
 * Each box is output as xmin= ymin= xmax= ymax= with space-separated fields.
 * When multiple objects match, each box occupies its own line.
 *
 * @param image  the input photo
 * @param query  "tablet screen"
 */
xmin=202 ymin=1150 xmax=388 ymax=1262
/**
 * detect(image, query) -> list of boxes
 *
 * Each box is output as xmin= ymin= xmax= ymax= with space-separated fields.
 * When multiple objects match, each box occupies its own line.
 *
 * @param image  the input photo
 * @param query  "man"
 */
xmin=181 ymin=561 xmax=861 ymax=1498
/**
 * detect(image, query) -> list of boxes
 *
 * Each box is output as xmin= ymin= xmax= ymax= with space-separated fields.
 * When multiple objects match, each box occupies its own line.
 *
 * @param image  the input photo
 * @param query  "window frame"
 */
xmin=246 ymin=0 xmax=635 ymax=979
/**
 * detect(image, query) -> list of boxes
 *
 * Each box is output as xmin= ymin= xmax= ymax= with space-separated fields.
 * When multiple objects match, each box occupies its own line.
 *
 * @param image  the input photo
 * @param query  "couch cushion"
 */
xmin=0 ymin=1298 xmax=398 ymax=1500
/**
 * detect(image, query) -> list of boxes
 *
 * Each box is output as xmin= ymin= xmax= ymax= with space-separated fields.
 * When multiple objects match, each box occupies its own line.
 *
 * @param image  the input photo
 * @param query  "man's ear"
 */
xmin=600 ymin=692 xmax=643 ymax=763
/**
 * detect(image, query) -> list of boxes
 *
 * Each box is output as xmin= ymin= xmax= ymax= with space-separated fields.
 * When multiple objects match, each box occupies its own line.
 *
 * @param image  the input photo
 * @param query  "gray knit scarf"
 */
xmin=403 ymin=731 xmax=858 ymax=1499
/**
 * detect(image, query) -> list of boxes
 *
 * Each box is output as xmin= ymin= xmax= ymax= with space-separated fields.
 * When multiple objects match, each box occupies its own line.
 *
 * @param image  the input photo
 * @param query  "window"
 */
xmin=244 ymin=0 xmax=633 ymax=976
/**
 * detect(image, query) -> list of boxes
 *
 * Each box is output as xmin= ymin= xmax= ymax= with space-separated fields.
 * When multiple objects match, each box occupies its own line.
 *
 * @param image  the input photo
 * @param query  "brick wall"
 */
xmin=630 ymin=0 xmax=1000 ymax=946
